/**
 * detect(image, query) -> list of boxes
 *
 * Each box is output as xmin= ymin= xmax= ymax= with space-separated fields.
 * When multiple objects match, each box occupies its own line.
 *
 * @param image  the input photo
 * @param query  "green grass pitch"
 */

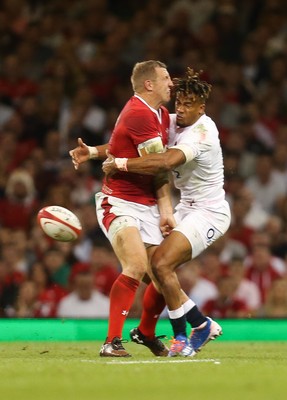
xmin=1 ymin=341 xmax=287 ymax=400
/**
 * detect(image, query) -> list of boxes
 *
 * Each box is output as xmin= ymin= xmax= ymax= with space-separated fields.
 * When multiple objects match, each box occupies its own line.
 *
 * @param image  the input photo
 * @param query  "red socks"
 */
xmin=138 ymin=283 xmax=166 ymax=339
xmin=107 ymin=274 xmax=139 ymax=342
xmin=106 ymin=277 xmax=166 ymax=342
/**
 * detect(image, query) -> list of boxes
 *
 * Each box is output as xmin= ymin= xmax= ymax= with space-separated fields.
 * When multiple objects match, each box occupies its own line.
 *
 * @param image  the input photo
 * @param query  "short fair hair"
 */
xmin=131 ymin=60 xmax=167 ymax=93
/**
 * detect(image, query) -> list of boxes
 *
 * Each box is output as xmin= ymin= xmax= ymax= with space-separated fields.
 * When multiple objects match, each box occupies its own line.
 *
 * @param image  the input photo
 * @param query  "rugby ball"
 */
xmin=37 ymin=205 xmax=82 ymax=242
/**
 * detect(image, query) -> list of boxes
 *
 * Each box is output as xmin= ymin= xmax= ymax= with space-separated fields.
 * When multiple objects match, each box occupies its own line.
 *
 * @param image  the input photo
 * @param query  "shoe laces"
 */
xmin=111 ymin=337 xmax=128 ymax=350
xmin=135 ymin=328 xmax=166 ymax=343
xmin=169 ymin=337 xmax=187 ymax=352
xmin=151 ymin=335 xmax=167 ymax=350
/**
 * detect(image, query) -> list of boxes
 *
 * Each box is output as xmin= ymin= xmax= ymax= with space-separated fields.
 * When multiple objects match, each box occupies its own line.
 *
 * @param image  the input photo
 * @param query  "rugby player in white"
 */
xmin=103 ymin=68 xmax=231 ymax=356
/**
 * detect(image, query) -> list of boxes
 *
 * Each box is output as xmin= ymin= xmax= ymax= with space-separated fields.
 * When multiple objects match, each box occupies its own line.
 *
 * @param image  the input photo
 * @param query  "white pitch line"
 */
xmin=81 ymin=358 xmax=220 ymax=365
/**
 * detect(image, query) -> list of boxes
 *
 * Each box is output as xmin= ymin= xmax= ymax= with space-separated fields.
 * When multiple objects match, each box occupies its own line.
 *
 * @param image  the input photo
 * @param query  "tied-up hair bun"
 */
xmin=173 ymin=68 xmax=212 ymax=102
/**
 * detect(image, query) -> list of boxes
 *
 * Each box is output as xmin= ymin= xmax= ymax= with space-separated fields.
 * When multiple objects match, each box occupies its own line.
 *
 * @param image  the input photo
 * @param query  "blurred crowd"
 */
xmin=0 ymin=0 xmax=287 ymax=319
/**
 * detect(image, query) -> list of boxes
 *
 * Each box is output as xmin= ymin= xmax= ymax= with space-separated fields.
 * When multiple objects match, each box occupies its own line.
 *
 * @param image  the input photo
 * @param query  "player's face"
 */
xmin=152 ymin=67 xmax=173 ymax=103
xmin=175 ymin=93 xmax=205 ymax=127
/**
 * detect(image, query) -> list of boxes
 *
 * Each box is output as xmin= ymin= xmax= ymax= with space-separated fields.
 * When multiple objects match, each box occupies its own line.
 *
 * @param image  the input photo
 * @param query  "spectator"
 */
xmin=0 ymin=54 xmax=38 ymax=106
xmin=59 ymin=85 xmax=106 ymax=154
xmin=0 ymin=229 xmax=34 ymax=274
xmin=245 ymin=151 xmax=286 ymax=213
xmin=0 ymin=125 xmax=37 ymax=174
xmin=70 ymin=161 xmax=102 ymax=206
xmin=238 ymin=112 xmax=267 ymax=155
xmin=245 ymin=231 xmax=286 ymax=274
xmin=43 ymin=182 xmax=75 ymax=211
xmin=213 ymin=3 xmax=243 ymax=62
xmin=227 ymin=194 xmax=256 ymax=251
xmin=0 ymin=168 xmax=39 ymax=231
xmin=227 ymin=256 xmax=261 ymax=315
xmin=226 ymin=183 xmax=271 ymax=232
xmin=223 ymin=130 xmax=256 ymax=179
xmin=14 ymin=280 xmax=38 ymax=318
xmin=244 ymin=232 xmax=286 ymax=303
xmin=198 ymin=248 xmax=228 ymax=283
xmin=239 ymin=186 xmax=270 ymax=231
xmin=72 ymin=203 xmax=107 ymax=263
xmin=57 ymin=263 xmax=109 ymax=318
xmin=16 ymin=95 xmax=44 ymax=145
xmin=259 ymin=278 xmax=287 ymax=318
xmin=264 ymin=215 xmax=286 ymax=258
xmin=212 ymin=231 xmax=248 ymax=265
xmin=0 ymin=257 xmax=25 ymax=317
xmin=89 ymin=241 xmax=119 ymax=296
xmin=177 ymin=260 xmax=218 ymax=310
xmin=42 ymin=247 xmax=71 ymax=289
xmin=33 ymin=130 xmax=63 ymax=197
xmin=29 ymin=261 xmax=67 ymax=318
xmin=202 ymin=275 xmax=249 ymax=319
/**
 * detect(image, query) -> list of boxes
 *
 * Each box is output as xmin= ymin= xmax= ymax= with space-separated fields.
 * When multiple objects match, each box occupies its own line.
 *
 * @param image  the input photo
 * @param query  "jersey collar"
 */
xmin=134 ymin=94 xmax=162 ymax=123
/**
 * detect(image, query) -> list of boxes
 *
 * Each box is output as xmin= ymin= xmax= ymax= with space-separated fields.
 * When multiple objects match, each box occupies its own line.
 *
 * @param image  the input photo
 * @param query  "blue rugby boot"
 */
xmin=190 ymin=317 xmax=222 ymax=353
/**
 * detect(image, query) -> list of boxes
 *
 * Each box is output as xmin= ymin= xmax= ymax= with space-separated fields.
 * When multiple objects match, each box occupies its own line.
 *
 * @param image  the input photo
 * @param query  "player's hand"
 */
xmin=69 ymin=138 xmax=90 ymax=170
xmin=102 ymin=151 xmax=117 ymax=180
xmin=160 ymin=214 xmax=176 ymax=238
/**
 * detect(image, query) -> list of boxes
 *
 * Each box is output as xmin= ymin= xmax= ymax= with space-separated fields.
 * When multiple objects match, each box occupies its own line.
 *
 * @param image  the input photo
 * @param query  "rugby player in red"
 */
xmin=70 ymin=60 xmax=174 ymax=357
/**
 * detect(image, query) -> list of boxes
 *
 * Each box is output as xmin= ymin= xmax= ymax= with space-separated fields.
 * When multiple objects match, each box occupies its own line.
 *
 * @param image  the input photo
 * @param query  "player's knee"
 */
xmin=123 ymin=258 xmax=149 ymax=279
xmin=151 ymin=256 xmax=170 ymax=284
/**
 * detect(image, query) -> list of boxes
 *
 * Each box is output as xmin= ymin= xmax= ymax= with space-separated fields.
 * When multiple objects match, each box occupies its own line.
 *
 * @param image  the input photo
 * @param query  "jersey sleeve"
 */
xmin=170 ymin=123 xmax=212 ymax=163
xmin=137 ymin=136 xmax=165 ymax=155
xmin=170 ymin=143 xmax=196 ymax=162
xmin=127 ymin=108 xmax=166 ymax=155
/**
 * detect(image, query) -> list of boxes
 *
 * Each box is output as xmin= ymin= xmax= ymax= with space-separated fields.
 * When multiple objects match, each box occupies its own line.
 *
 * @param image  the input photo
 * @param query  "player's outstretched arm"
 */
xmin=69 ymin=138 xmax=109 ymax=170
xmin=102 ymin=148 xmax=186 ymax=176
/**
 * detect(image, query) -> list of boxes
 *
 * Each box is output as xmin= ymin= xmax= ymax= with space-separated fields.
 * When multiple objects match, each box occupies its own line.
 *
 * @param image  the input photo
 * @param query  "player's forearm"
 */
xmin=90 ymin=144 xmax=109 ymax=160
xmin=156 ymin=180 xmax=176 ymax=236
xmin=156 ymin=179 xmax=174 ymax=216
xmin=114 ymin=149 xmax=185 ymax=175
xmin=103 ymin=148 xmax=185 ymax=176
xmin=126 ymin=153 xmax=170 ymax=175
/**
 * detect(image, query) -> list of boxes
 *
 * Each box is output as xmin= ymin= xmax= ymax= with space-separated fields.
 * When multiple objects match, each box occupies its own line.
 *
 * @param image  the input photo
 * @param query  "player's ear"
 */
xmin=199 ymin=104 xmax=205 ymax=114
xmin=144 ymin=79 xmax=153 ymax=91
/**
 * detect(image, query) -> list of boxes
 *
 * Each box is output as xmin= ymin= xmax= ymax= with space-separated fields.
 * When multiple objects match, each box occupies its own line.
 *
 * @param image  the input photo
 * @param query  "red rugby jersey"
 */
xmin=102 ymin=96 xmax=169 ymax=205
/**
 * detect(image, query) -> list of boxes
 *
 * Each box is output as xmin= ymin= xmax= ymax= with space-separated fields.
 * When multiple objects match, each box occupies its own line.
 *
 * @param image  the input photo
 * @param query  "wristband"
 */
xmin=114 ymin=158 xmax=128 ymax=172
xmin=87 ymin=146 xmax=99 ymax=159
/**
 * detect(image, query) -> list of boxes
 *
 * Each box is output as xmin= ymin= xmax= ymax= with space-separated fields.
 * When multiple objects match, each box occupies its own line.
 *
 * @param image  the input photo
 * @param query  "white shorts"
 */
xmin=95 ymin=192 xmax=164 ymax=245
xmin=173 ymin=200 xmax=231 ymax=259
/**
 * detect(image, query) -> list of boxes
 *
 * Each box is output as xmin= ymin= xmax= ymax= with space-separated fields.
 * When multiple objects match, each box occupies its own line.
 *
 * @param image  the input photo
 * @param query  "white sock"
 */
xmin=182 ymin=298 xmax=196 ymax=314
xmin=168 ymin=305 xmax=184 ymax=319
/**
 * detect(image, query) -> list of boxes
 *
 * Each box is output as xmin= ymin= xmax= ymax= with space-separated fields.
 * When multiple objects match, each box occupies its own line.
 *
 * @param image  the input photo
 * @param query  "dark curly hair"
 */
xmin=173 ymin=68 xmax=212 ymax=102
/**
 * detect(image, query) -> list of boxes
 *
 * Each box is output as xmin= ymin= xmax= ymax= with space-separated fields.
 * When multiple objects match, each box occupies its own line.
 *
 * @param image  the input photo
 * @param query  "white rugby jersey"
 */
xmin=169 ymin=113 xmax=226 ymax=208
